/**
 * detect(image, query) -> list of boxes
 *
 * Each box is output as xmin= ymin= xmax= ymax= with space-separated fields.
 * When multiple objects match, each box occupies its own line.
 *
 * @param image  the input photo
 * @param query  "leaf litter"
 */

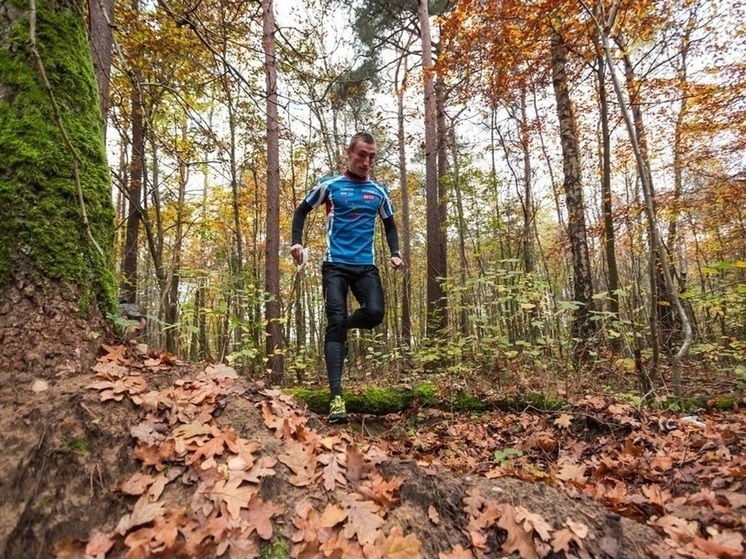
xmin=5 ymin=343 xmax=744 ymax=559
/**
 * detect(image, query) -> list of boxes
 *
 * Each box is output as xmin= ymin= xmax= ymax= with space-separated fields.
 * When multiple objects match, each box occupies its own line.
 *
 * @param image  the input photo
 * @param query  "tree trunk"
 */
xmin=87 ymin=0 xmax=114 ymax=129
xmin=120 ymin=80 xmax=144 ymax=304
xmin=395 ymin=48 xmax=413 ymax=349
xmin=226 ymin=77 xmax=246 ymax=354
xmin=435 ymin=75 xmax=449 ymax=323
xmin=0 ymin=0 xmax=116 ymax=371
xmin=620 ymin=49 xmax=679 ymax=364
xmin=450 ymin=126 xmax=470 ymax=337
xmin=163 ymin=122 xmax=189 ymax=354
xmin=596 ymin=5 xmax=692 ymax=396
xmin=419 ymin=0 xmax=446 ymax=340
xmin=595 ymin=46 xmax=621 ymax=339
xmin=519 ymin=89 xmax=535 ymax=274
xmin=550 ymin=30 xmax=596 ymax=348
xmin=263 ymin=0 xmax=284 ymax=381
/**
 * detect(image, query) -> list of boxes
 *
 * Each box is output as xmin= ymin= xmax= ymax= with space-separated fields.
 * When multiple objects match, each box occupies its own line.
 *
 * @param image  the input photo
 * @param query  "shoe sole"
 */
xmin=329 ymin=415 xmax=349 ymax=424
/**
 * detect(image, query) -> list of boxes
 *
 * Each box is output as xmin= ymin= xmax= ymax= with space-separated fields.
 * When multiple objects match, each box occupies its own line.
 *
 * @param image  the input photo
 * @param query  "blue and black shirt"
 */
xmin=292 ymin=171 xmax=400 ymax=266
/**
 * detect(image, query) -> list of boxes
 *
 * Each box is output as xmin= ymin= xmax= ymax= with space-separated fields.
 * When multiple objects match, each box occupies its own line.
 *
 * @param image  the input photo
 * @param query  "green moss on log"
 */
xmin=286 ymin=385 xmax=569 ymax=416
xmin=0 ymin=0 xmax=116 ymax=314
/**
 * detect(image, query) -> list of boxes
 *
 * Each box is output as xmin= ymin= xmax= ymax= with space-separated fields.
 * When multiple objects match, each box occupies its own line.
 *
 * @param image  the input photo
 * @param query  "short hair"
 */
xmin=348 ymin=132 xmax=376 ymax=151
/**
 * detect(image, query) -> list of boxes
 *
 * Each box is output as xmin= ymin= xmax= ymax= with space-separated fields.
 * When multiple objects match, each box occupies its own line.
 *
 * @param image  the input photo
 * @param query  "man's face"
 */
xmin=347 ymin=140 xmax=377 ymax=178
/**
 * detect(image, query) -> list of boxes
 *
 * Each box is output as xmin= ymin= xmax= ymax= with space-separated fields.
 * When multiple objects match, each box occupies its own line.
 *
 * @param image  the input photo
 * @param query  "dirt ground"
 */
xmin=0 ymin=273 xmax=741 ymax=559
xmin=0 ymin=338 xmax=669 ymax=559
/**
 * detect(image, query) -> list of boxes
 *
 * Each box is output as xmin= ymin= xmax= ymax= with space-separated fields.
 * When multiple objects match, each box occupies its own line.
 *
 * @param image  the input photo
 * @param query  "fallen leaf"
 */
xmin=85 ymin=531 xmax=114 ymax=559
xmin=116 ymin=494 xmax=165 ymax=535
xmin=318 ymin=450 xmax=347 ymax=491
xmin=98 ymin=344 xmax=130 ymax=364
xmin=31 ymin=379 xmax=49 ymax=393
xmin=346 ymin=444 xmax=369 ymax=482
xmin=342 ymin=494 xmax=385 ymax=546
xmin=497 ymin=504 xmax=537 ymax=559
xmin=439 ymin=544 xmax=474 ymax=559
xmin=209 ymin=476 xmax=258 ymax=520
xmin=693 ymin=536 xmax=744 ymax=559
xmin=515 ymin=506 xmax=552 ymax=542
xmin=367 ymin=525 xmax=422 ymax=559
xmin=116 ymin=472 xmax=154 ymax=496
xmin=556 ymin=462 xmax=587 ymax=484
xmin=319 ymin=503 xmax=348 ymax=528
xmin=428 ymin=505 xmax=440 ymax=525
xmin=278 ymin=441 xmax=317 ymax=487
xmin=554 ymin=414 xmax=573 ymax=429
xmin=241 ymin=495 xmax=284 ymax=540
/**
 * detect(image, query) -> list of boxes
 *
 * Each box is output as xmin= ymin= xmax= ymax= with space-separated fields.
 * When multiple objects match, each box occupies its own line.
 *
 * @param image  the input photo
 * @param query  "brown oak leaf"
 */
xmin=319 ymin=503 xmax=348 ymax=528
xmin=556 ymin=461 xmax=588 ymax=484
xmin=240 ymin=495 xmax=285 ymax=540
xmin=439 ymin=544 xmax=475 ymax=559
xmin=554 ymin=413 xmax=573 ymax=429
xmin=84 ymin=531 xmax=114 ymax=559
xmin=116 ymin=494 xmax=165 ymax=535
xmin=358 ymin=474 xmax=402 ymax=508
xmin=215 ymin=527 xmax=259 ymax=559
xmin=116 ymin=472 xmax=154 ymax=496
xmin=225 ymin=438 xmax=261 ymax=471
xmin=278 ymin=441 xmax=317 ymax=487
xmin=318 ymin=450 xmax=347 ymax=491
xmin=693 ymin=535 xmax=744 ymax=559
xmin=515 ymin=506 xmax=553 ymax=542
xmin=463 ymin=487 xmax=486 ymax=518
xmin=98 ymin=344 xmax=130 ymax=364
xmin=210 ymin=476 xmax=258 ymax=520
xmin=496 ymin=504 xmax=537 ymax=559
xmin=365 ymin=525 xmax=422 ymax=559
xmin=346 ymin=443 xmax=370 ymax=482
xmin=243 ymin=454 xmax=278 ymax=483
xmin=342 ymin=494 xmax=385 ymax=546
xmin=185 ymin=426 xmax=236 ymax=466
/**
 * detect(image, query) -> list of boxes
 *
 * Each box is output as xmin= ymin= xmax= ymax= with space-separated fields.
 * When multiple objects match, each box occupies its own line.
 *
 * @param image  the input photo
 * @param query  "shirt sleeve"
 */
xmin=377 ymin=183 xmax=395 ymax=220
xmin=382 ymin=216 xmax=400 ymax=256
xmin=304 ymin=180 xmax=329 ymax=209
xmin=291 ymin=200 xmax=313 ymax=246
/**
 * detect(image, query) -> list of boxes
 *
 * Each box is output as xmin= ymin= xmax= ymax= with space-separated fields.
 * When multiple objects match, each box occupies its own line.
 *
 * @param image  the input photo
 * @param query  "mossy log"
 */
xmin=285 ymin=384 xmax=567 ymax=416
xmin=287 ymin=385 xmax=741 ymax=417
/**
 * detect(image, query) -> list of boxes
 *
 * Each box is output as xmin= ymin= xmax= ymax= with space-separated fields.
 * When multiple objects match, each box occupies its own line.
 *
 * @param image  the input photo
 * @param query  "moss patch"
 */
xmin=0 ymin=0 xmax=116 ymax=314
xmin=285 ymin=384 xmax=570 ymax=416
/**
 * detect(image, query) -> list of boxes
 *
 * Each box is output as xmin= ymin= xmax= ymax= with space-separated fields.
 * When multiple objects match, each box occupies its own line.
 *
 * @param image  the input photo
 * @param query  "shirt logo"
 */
xmin=363 ymin=194 xmax=376 ymax=201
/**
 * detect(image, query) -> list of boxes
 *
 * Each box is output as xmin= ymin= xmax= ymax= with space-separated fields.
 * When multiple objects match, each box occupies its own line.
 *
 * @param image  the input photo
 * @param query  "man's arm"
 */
xmin=291 ymin=200 xmax=313 ymax=265
xmin=382 ymin=216 xmax=403 ymax=270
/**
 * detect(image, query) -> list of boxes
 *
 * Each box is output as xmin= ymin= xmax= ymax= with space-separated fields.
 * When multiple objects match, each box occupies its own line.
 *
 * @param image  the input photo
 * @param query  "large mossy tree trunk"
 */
xmin=0 ymin=0 xmax=116 ymax=376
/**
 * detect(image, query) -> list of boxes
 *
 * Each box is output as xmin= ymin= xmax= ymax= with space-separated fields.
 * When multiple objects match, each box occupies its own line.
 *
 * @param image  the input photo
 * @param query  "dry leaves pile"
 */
xmin=55 ymin=345 xmax=425 ymax=558
xmin=52 ymin=344 xmax=745 ymax=559
xmin=385 ymin=395 xmax=746 ymax=559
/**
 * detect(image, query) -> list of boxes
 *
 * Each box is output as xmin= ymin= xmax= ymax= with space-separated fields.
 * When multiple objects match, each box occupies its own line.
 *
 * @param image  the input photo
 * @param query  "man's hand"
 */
xmin=290 ymin=244 xmax=305 ymax=266
xmin=390 ymin=255 xmax=404 ymax=270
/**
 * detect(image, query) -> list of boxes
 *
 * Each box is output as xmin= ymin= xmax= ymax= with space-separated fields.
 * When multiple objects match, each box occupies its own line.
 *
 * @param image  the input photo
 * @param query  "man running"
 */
xmin=290 ymin=132 xmax=403 ymax=423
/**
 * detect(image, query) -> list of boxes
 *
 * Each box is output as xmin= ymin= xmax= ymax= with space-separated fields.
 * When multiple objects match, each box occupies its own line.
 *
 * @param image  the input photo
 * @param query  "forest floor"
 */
xmin=1 ymin=341 xmax=744 ymax=559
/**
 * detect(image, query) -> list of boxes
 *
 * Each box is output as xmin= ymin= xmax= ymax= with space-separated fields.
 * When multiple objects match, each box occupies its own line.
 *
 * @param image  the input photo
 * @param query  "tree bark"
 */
xmin=593 ymin=2 xmax=693 ymax=396
xmin=0 ymin=0 xmax=116 ymax=373
xmin=87 ymin=0 xmax=114 ymax=127
xmin=419 ymin=0 xmax=446 ymax=340
xmin=263 ymin=0 xmax=284 ymax=380
xmin=120 ymin=79 xmax=144 ymax=304
xmin=395 ymin=46 xmax=413 ymax=348
xmin=594 ymin=43 xmax=621 ymax=336
xmin=550 ymin=30 xmax=596 ymax=347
